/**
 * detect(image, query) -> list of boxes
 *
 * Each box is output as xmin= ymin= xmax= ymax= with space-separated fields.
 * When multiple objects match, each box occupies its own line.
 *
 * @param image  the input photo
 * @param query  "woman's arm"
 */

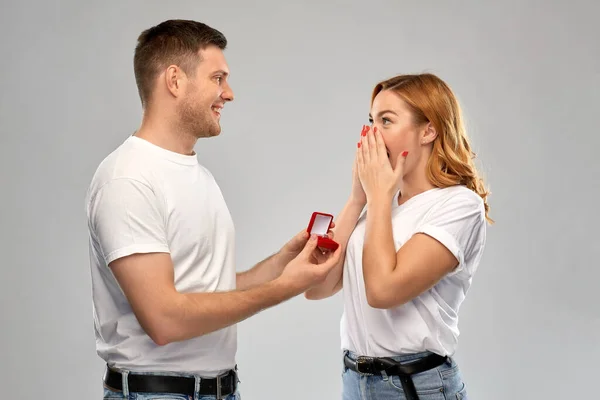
xmin=361 ymin=198 xmax=459 ymax=309
xmin=305 ymin=128 xmax=369 ymax=300
xmin=357 ymin=127 xmax=485 ymax=309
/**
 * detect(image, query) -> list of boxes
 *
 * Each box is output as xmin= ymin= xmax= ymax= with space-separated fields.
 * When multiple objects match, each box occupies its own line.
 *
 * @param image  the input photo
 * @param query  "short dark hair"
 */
xmin=133 ymin=19 xmax=227 ymax=107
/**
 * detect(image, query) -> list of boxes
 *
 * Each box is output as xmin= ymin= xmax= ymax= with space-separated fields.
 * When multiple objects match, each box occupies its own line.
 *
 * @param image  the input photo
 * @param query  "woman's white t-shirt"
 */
xmin=340 ymin=185 xmax=487 ymax=357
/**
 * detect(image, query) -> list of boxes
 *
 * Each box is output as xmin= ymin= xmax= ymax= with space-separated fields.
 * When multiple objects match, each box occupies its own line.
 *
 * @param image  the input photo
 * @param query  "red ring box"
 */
xmin=306 ymin=212 xmax=339 ymax=251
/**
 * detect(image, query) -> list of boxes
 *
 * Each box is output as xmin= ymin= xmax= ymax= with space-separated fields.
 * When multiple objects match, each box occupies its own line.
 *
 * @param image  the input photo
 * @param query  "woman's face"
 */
xmin=369 ymin=90 xmax=423 ymax=171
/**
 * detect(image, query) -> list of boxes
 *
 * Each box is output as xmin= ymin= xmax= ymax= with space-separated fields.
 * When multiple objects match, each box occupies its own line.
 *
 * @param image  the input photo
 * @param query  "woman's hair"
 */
xmin=371 ymin=73 xmax=493 ymax=223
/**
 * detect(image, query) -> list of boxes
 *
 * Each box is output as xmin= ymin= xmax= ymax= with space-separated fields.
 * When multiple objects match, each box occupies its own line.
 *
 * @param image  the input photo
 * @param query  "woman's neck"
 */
xmin=397 ymin=161 xmax=436 ymax=206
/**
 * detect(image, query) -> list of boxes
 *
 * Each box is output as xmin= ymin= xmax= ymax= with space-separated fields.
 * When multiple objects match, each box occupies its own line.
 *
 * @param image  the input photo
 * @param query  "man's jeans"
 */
xmin=102 ymin=368 xmax=241 ymax=400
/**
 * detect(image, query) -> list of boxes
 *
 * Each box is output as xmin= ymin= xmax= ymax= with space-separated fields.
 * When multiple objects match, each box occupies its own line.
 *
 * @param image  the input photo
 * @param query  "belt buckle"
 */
xmin=356 ymin=356 xmax=374 ymax=375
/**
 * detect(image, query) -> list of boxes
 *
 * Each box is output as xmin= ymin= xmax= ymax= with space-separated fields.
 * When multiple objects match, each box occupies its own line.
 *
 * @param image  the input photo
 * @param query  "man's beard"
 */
xmin=177 ymin=97 xmax=220 ymax=139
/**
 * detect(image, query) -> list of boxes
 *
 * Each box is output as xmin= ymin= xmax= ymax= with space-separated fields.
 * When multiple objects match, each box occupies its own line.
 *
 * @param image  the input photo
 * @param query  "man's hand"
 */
xmin=236 ymin=223 xmax=337 ymax=290
xmin=276 ymin=234 xmax=342 ymax=296
xmin=279 ymin=223 xmax=336 ymax=265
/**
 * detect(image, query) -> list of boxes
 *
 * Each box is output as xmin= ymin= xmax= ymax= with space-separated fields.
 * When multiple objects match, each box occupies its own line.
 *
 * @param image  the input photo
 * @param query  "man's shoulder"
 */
xmin=86 ymin=137 xmax=158 ymax=202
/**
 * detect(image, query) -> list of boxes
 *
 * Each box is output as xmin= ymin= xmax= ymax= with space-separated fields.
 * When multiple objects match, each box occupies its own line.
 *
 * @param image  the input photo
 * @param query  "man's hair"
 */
xmin=133 ymin=19 xmax=227 ymax=107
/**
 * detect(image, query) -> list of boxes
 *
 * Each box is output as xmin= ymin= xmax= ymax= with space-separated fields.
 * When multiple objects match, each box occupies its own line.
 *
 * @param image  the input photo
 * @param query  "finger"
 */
xmin=289 ymin=229 xmax=309 ymax=249
xmin=362 ymin=127 xmax=371 ymax=163
xmin=357 ymin=125 xmax=366 ymax=149
xmin=360 ymin=124 xmax=367 ymax=137
xmin=366 ymin=127 xmax=377 ymax=162
xmin=356 ymin=144 xmax=364 ymax=169
xmin=394 ymin=150 xmax=409 ymax=180
xmin=314 ymin=247 xmax=330 ymax=263
xmin=374 ymin=128 xmax=387 ymax=162
xmin=315 ymin=247 xmax=343 ymax=272
xmin=299 ymin=234 xmax=319 ymax=259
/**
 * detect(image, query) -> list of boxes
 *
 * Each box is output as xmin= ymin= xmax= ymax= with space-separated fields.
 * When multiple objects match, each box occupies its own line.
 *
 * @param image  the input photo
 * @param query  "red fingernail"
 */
xmin=358 ymin=142 xmax=361 ymax=148
xmin=374 ymin=127 xmax=377 ymax=133
xmin=402 ymin=151 xmax=408 ymax=157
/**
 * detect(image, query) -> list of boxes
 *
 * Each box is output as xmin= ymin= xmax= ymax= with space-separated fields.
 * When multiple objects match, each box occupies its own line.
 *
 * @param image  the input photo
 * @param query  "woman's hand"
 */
xmin=350 ymin=125 xmax=369 ymax=206
xmin=357 ymin=127 xmax=407 ymax=204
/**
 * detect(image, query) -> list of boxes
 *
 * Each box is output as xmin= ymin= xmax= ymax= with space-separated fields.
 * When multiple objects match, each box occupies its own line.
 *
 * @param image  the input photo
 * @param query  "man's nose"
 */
xmin=221 ymin=82 xmax=234 ymax=102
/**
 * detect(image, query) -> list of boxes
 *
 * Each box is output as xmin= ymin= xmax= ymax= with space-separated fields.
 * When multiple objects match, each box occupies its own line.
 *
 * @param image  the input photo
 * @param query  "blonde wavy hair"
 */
xmin=371 ymin=73 xmax=493 ymax=224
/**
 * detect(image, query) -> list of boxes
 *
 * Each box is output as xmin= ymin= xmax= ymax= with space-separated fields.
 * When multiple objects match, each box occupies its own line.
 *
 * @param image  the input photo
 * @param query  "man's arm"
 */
xmin=110 ymin=253 xmax=291 ymax=345
xmin=111 ymin=235 xmax=341 ymax=346
xmin=88 ymin=178 xmax=340 ymax=345
xmin=237 ymin=226 xmax=337 ymax=291
xmin=236 ymin=252 xmax=286 ymax=291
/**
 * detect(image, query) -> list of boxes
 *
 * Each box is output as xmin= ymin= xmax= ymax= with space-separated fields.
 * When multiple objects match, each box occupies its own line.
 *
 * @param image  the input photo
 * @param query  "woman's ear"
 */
xmin=420 ymin=122 xmax=438 ymax=145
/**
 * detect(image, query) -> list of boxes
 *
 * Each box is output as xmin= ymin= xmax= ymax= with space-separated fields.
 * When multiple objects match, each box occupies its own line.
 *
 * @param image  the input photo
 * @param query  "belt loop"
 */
xmin=193 ymin=375 xmax=200 ymax=400
xmin=380 ymin=370 xmax=389 ymax=382
xmin=121 ymin=370 xmax=130 ymax=398
xmin=216 ymin=374 xmax=222 ymax=400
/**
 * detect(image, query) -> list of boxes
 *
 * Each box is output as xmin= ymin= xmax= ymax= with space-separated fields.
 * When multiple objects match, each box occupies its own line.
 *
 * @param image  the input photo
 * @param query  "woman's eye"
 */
xmin=368 ymin=118 xmax=373 ymax=124
xmin=382 ymin=118 xmax=391 ymax=125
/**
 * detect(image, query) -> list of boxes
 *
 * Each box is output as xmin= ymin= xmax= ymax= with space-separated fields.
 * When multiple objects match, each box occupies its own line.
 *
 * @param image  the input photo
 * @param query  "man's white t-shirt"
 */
xmin=341 ymin=185 xmax=486 ymax=357
xmin=85 ymin=135 xmax=236 ymax=376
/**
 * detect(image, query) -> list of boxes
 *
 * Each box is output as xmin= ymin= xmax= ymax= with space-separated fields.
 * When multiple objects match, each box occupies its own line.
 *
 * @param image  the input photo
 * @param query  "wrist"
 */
xmin=366 ymin=194 xmax=392 ymax=208
xmin=348 ymin=195 xmax=367 ymax=209
xmin=275 ymin=247 xmax=294 ymax=268
xmin=272 ymin=274 xmax=302 ymax=299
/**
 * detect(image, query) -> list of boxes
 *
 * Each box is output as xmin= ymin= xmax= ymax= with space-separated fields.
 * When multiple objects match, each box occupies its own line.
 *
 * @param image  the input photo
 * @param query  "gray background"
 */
xmin=1 ymin=0 xmax=599 ymax=399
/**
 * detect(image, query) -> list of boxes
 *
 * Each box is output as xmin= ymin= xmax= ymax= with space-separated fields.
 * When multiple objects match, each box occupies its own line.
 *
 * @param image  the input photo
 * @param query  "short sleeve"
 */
xmin=416 ymin=192 xmax=486 ymax=276
xmin=87 ymin=178 xmax=170 ymax=265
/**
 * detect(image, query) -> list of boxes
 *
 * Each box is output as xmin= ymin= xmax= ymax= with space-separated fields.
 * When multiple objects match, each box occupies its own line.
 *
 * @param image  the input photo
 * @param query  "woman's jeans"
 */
xmin=342 ymin=350 xmax=468 ymax=400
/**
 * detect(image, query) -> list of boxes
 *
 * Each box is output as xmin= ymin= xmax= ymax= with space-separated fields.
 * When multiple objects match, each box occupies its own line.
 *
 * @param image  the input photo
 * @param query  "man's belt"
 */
xmin=103 ymin=365 xmax=237 ymax=399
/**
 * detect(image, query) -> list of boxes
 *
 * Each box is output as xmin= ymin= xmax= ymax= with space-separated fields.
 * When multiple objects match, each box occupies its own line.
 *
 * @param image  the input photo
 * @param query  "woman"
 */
xmin=306 ymin=73 xmax=492 ymax=400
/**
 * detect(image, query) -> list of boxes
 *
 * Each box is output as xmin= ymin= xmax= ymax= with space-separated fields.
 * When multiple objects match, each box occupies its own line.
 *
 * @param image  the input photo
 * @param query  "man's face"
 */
xmin=177 ymin=45 xmax=234 ymax=138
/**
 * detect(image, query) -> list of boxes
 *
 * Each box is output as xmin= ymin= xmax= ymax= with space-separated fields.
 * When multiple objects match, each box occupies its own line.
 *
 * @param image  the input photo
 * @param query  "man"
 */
xmin=85 ymin=19 xmax=340 ymax=400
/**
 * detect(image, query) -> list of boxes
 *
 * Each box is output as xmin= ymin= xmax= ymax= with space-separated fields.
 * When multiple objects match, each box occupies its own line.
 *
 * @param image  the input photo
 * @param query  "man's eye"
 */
xmin=216 ymin=76 xmax=222 ymax=84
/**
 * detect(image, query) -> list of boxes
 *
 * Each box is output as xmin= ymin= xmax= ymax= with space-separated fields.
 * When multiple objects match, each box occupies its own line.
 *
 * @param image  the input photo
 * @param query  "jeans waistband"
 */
xmin=344 ymin=349 xmax=439 ymax=363
xmin=104 ymin=364 xmax=238 ymax=398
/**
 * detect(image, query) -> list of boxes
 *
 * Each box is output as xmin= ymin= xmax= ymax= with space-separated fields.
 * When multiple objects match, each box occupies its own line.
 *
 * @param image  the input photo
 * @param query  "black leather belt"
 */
xmin=344 ymin=352 xmax=447 ymax=400
xmin=103 ymin=365 xmax=237 ymax=399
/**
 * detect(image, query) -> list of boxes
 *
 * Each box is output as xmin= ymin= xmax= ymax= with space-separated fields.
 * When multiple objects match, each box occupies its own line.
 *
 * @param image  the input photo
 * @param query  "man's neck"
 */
xmin=134 ymin=112 xmax=197 ymax=156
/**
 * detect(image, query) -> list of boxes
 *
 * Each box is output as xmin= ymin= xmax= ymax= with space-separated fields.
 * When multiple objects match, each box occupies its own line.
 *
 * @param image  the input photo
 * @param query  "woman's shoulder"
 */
xmin=436 ymin=185 xmax=484 ymax=210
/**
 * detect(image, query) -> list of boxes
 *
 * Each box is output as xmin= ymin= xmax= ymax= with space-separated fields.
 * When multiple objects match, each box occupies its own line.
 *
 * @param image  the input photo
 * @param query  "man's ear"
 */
xmin=164 ymin=65 xmax=186 ymax=98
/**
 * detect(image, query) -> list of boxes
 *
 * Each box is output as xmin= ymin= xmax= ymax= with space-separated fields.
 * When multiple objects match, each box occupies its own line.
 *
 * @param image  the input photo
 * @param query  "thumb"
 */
xmin=394 ymin=151 xmax=408 ymax=180
xmin=314 ymin=247 xmax=342 ymax=273
xmin=299 ymin=234 xmax=319 ymax=259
